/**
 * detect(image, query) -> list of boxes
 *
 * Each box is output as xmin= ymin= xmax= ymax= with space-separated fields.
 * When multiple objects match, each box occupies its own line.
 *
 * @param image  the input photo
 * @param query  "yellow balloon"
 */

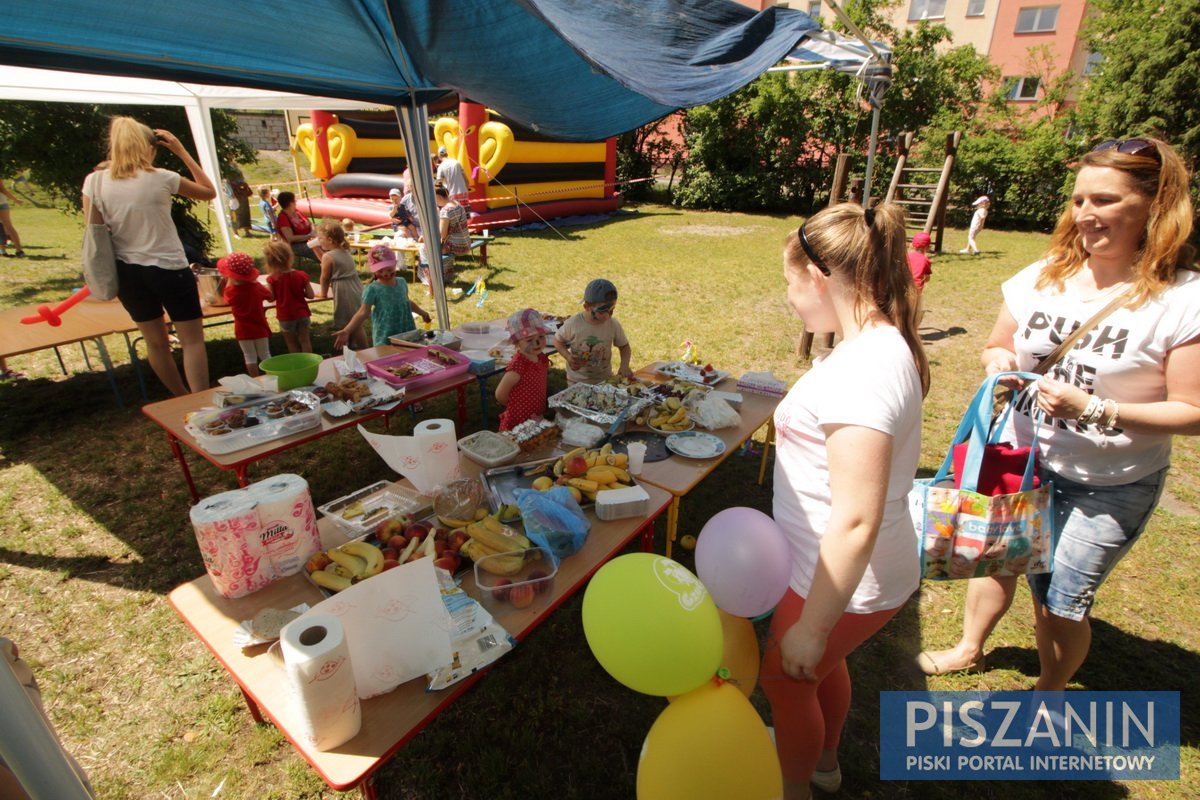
xmin=667 ymin=610 xmax=760 ymax=703
xmin=639 ymin=681 xmax=782 ymax=800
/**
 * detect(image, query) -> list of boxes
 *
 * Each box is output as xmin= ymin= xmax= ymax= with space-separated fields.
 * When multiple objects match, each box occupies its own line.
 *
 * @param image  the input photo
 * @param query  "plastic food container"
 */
xmin=366 ymin=345 xmax=471 ymax=389
xmin=460 ymin=349 xmax=497 ymax=375
xmin=473 ymin=547 xmax=557 ymax=613
xmin=318 ymin=480 xmax=432 ymax=537
xmin=595 ymin=485 xmax=651 ymax=521
xmin=458 ymin=430 xmax=521 ymax=467
xmin=185 ymin=391 xmax=321 ymax=455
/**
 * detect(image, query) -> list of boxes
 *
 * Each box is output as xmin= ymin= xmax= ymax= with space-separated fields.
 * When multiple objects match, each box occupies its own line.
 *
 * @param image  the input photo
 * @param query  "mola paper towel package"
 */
xmin=280 ymin=613 xmax=361 ymax=751
xmin=245 ymin=473 xmax=322 ymax=577
xmin=189 ymin=489 xmax=277 ymax=599
xmin=357 ymin=418 xmax=462 ymax=494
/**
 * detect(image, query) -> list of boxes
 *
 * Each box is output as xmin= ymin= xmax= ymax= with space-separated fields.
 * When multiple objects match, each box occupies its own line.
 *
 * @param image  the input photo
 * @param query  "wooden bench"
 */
xmin=469 ymin=234 xmax=494 ymax=267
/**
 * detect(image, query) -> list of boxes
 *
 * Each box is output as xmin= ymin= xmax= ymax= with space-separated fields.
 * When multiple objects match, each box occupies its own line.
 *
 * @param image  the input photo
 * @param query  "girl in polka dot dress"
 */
xmin=496 ymin=308 xmax=552 ymax=431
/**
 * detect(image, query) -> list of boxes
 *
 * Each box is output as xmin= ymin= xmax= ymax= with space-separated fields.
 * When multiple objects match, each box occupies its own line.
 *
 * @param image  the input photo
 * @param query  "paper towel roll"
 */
xmin=189 ymin=489 xmax=276 ymax=599
xmin=280 ymin=613 xmax=361 ymax=751
xmin=245 ymin=473 xmax=322 ymax=577
xmin=412 ymin=418 xmax=460 ymax=493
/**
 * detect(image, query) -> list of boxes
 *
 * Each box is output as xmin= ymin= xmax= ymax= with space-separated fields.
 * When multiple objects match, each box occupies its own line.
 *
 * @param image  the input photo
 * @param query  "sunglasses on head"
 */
xmin=1091 ymin=138 xmax=1159 ymax=161
xmin=593 ymin=303 xmax=615 ymax=314
xmin=798 ymin=223 xmax=831 ymax=276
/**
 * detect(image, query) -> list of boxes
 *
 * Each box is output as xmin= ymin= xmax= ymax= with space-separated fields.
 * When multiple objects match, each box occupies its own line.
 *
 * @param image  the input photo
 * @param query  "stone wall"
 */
xmin=230 ymin=112 xmax=289 ymax=151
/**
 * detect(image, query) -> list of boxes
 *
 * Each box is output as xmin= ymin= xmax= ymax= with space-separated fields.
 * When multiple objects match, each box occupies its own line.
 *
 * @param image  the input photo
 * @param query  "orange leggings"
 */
xmin=760 ymin=588 xmax=901 ymax=783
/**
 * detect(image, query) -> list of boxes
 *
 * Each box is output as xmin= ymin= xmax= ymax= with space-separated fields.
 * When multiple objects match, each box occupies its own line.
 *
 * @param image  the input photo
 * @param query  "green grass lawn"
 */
xmin=1 ymin=186 xmax=1196 ymax=799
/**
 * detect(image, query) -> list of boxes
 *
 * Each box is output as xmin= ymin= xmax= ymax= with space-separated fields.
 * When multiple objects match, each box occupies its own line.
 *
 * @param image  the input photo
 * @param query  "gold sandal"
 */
xmin=916 ymin=650 xmax=986 ymax=676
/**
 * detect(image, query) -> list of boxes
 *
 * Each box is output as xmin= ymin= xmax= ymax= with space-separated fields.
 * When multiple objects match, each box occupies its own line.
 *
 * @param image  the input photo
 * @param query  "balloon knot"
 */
xmin=713 ymin=668 xmax=733 ymax=686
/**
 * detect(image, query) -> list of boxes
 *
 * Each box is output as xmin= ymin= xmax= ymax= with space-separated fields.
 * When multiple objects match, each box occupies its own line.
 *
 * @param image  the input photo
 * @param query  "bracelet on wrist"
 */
xmin=1077 ymin=395 xmax=1104 ymax=425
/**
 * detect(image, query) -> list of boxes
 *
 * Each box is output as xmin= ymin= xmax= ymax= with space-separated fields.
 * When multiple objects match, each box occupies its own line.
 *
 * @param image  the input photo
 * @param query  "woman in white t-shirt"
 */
xmin=82 ymin=117 xmax=216 ymax=396
xmin=763 ymin=202 xmax=928 ymax=799
xmin=918 ymin=137 xmax=1200 ymax=691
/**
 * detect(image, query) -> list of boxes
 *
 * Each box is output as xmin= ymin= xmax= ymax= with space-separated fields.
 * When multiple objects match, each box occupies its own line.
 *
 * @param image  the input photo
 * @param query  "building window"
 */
xmin=1006 ymin=76 xmax=1040 ymax=101
xmin=1083 ymin=51 xmax=1103 ymax=76
xmin=967 ymin=0 xmax=986 ymax=16
xmin=807 ymin=1 xmax=821 ymax=17
xmin=1015 ymin=6 xmax=1059 ymax=33
xmin=908 ymin=0 xmax=947 ymax=21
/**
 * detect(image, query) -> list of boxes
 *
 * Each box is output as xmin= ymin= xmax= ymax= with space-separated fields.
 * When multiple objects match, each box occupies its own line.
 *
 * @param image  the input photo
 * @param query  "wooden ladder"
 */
xmin=883 ymin=131 xmax=961 ymax=254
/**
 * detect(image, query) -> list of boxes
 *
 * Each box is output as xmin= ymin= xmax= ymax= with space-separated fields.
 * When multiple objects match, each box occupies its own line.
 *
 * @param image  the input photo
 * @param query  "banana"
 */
xmin=553 ymin=459 xmax=564 ymax=477
xmin=600 ymin=442 xmax=614 ymax=456
xmin=476 ymin=550 xmax=526 ymax=576
xmin=667 ymin=407 xmax=687 ymax=424
xmin=467 ymin=520 xmax=532 ymax=554
xmin=326 ymin=562 xmax=355 ymax=580
xmin=311 ymin=570 xmax=352 ymax=592
xmin=474 ymin=507 xmax=489 ymax=521
xmin=666 ymin=397 xmax=682 ymax=411
xmin=481 ymin=516 xmax=505 ymax=535
xmin=585 ymin=452 xmax=598 ymax=467
xmin=562 ymin=446 xmax=587 ymax=462
xmin=586 ymin=467 xmax=618 ymax=485
xmin=437 ymin=514 xmax=475 ymax=528
xmin=342 ymin=541 xmax=383 ymax=577
xmin=327 ymin=548 xmax=368 ymax=577
xmin=568 ymin=477 xmax=599 ymax=493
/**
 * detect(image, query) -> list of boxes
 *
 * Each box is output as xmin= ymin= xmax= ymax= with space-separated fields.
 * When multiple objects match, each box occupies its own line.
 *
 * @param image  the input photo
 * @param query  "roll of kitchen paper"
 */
xmin=280 ymin=613 xmax=361 ymax=752
xmin=245 ymin=473 xmax=322 ymax=577
xmin=189 ymin=489 xmax=277 ymax=599
xmin=412 ymin=418 xmax=460 ymax=492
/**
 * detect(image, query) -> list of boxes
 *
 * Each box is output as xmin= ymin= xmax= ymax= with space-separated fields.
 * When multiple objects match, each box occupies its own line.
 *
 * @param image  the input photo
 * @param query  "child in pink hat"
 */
xmin=334 ymin=244 xmax=431 ymax=349
xmin=496 ymin=308 xmax=552 ymax=431
xmin=218 ymin=251 xmax=273 ymax=376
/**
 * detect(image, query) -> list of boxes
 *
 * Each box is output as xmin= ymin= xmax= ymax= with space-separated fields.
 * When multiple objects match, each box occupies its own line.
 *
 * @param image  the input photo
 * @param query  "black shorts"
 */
xmin=116 ymin=261 xmax=203 ymax=323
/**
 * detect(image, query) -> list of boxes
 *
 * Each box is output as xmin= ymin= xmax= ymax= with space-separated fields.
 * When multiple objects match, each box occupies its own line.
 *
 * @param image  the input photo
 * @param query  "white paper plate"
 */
xmin=665 ymin=431 xmax=726 ymax=459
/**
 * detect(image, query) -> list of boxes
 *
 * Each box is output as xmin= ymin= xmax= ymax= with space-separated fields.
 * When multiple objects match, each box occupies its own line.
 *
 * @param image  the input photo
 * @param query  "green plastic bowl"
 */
xmin=260 ymin=353 xmax=323 ymax=391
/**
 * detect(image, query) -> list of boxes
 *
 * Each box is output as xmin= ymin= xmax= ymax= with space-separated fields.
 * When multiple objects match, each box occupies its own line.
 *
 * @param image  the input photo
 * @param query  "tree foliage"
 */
xmin=0 ymin=102 xmax=253 ymax=253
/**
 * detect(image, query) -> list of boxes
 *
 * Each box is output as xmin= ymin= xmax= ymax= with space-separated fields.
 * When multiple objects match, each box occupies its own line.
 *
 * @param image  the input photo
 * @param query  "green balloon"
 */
xmin=582 ymin=553 xmax=723 ymax=696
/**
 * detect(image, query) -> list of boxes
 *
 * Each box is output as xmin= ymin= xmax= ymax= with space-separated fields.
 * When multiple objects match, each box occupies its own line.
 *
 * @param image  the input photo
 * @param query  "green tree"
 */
xmin=0 ymin=102 xmax=254 ymax=254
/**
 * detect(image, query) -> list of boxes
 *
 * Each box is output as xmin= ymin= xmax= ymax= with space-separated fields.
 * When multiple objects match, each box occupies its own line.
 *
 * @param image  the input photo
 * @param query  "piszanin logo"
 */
xmin=880 ymin=692 xmax=1179 ymax=780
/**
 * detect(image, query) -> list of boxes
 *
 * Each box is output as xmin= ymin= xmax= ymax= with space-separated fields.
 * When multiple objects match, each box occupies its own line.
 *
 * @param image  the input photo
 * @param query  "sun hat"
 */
xmin=367 ymin=244 xmax=398 ymax=273
xmin=388 ymin=187 xmax=402 ymax=197
xmin=972 ymin=195 xmax=990 ymax=207
xmin=583 ymin=278 xmax=618 ymax=305
xmin=216 ymin=251 xmax=259 ymax=281
xmin=912 ymin=232 xmax=932 ymax=249
xmin=506 ymin=308 xmax=551 ymax=343
xmin=437 ymin=146 xmax=448 ymax=158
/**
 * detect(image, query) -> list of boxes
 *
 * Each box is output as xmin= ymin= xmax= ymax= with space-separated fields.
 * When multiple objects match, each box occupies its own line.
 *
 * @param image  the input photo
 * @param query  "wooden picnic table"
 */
xmin=167 ymin=467 xmax=670 ymax=798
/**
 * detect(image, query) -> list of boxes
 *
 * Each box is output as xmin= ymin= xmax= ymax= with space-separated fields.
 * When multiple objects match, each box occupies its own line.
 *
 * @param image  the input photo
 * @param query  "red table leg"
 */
xmin=456 ymin=387 xmax=467 ymax=431
xmin=238 ymin=686 xmax=264 ymax=724
xmin=235 ymin=465 xmax=251 ymax=488
xmin=166 ymin=433 xmax=201 ymax=504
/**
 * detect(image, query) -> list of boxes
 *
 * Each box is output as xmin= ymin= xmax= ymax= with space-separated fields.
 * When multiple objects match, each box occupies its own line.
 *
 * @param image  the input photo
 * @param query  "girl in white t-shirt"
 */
xmin=763 ymin=202 xmax=928 ymax=799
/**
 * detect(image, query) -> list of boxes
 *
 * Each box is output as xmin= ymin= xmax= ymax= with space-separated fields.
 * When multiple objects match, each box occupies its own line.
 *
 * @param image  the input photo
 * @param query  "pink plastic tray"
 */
xmin=366 ymin=345 xmax=471 ymax=390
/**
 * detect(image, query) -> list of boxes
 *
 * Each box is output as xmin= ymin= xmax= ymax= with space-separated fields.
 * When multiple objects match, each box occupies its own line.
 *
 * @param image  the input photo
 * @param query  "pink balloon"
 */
xmin=695 ymin=507 xmax=791 ymax=618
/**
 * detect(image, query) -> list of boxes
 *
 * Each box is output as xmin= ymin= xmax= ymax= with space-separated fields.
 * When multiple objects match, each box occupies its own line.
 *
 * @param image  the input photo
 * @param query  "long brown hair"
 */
xmin=317 ymin=221 xmax=348 ymax=250
xmin=263 ymin=240 xmax=293 ymax=272
xmin=786 ymin=202 xmax=930 ymax=395
xmin=106 ymin=116 xmax=156 ymax=179
xmin=1040 ymin=136 xmax=1196 ymax=307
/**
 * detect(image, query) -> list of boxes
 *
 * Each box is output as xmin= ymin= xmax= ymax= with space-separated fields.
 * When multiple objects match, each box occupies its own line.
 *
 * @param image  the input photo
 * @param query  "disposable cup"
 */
xmin=626 ymin=441 xmax=647 ymax=475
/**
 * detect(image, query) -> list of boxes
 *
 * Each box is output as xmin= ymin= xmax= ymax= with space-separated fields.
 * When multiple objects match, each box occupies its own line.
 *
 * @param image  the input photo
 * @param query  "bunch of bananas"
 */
xmin=306 ymin=540 xmax=384 ymax=592
xmin=459 ymin=514 xmax=536 ymax=575
xmin=646 ymin=396 xmax=690 ymax=432
xmin=541 ymin=444 xmax=636 ymax=502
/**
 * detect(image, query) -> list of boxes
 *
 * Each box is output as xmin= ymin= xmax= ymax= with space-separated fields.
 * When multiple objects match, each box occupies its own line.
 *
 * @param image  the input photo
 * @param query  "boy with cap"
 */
xmin=554 ymin=278 xmax=634 ymax=385
xmin=960 ymin=195 xmax=989 ymax=255
xmin=387 ymin=187 xmax=417 ymax=238
xmin=496 ymin=308 xmax=553 ymax=430
xmin=219 ymin=251 xmax=274 ymax=377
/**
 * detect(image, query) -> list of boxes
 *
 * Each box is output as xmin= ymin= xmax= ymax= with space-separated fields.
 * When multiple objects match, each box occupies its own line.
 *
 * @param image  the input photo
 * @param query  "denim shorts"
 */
xmin=278 ymin=316 xmax=310 ymax=333
xmin=1027 ymin=466 xmax=1167 ymax=621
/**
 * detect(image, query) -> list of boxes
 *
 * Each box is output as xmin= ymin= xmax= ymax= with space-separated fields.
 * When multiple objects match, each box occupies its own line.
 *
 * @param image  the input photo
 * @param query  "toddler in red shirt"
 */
xmin=219 ymin=251 xmax=273 ymax=376
xmin=264 ymin=240 xmax=314 ymax=353
xmin=496 ymin=308 xmax=552 ymax=431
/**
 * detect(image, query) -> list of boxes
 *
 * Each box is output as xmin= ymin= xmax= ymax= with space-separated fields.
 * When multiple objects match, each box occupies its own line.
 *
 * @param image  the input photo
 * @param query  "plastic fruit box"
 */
xmin=317 ymin=480 xmax=432 ymax=538
xmin=365 ymin=345 xmax=471 ymax=390
xmin=473 ymin=547 xmax=558 ymax=614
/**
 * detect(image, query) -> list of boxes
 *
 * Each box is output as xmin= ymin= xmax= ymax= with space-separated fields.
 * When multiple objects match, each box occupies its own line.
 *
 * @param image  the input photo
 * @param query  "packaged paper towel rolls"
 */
xmin=280 ymin=613 xmax=361 ymax=751
xmin=245 ymin=474 xmax=321 ymax=577
xmin=189 ymin=489 xmax=276 ymax=599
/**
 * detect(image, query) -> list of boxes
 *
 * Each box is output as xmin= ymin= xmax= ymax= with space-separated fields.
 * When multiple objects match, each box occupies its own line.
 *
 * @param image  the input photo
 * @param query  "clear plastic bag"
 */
xmin=512 ymin=486 xmax=591 ymax=559
xmin=684 ymin=391 xmax=742 ymax=430
xmin=556 ymin=413 xmax=605 ymax=448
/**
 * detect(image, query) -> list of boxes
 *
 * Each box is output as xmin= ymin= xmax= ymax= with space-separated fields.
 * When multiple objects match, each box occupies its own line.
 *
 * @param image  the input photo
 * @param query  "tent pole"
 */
xmin=394 ymin=103 xmax=450 ymax=331
xmin=185 ymin=102 xmax=234 ymax=254
xmin=861 ymin=103 xmax=881 ymax=207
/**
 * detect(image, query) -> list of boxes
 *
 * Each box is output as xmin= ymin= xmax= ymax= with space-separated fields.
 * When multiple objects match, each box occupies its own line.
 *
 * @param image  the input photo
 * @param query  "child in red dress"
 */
xmin=496 ymin=308 xmax=552 ymax=431
xmin=219 ymin=251 xmax=273 ymax=377
xmin=264 ymin=241 xmax=314 ymax=353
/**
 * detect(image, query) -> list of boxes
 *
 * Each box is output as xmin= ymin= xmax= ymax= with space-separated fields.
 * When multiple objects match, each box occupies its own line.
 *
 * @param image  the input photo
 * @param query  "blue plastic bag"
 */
xmin=512 ymin=486 xmax=591 ymax=559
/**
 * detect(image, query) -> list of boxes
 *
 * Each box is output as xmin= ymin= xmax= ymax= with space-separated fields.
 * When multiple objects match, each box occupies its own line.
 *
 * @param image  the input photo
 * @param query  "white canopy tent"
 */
xmin=0 ymin=65 xmax=373 ymax=254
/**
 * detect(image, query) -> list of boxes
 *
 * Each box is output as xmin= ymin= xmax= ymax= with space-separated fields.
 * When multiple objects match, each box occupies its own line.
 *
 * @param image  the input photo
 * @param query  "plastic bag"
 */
xmin=556 ymin=413 xmax=605 ymax=448
xmin=512 ymin=486 xmax=591 ymax=559
xmin=685 ymin=392 xmax=742 ymax=430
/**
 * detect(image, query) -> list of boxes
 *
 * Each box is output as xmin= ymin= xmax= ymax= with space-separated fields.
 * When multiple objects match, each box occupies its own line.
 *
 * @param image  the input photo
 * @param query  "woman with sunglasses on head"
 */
xmin=917 ymin=137 xmax=1200 ymax=690
xmin=765 ymin=203 xmax=928 ymax=799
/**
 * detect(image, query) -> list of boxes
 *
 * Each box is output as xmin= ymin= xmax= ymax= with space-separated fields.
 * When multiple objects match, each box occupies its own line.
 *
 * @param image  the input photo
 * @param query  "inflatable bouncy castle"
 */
xmin=293 ymin=101 xmax=619 ymax=230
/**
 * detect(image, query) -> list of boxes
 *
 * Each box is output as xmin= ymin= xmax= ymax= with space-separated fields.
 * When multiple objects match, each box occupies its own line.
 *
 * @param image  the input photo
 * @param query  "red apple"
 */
xmin=306 ymin=552 xmax=332 ymax=574
xmin=431 ymin=526 xmax=448 ymax=542
xmin=381 ymin=547 xmax=399 ymax=561
xmin=382 ymin=559 xmax=400 ymax=571
xmin=386 ymin=534 xmax=409 ymax=552
xmin=509 ymin=583 xmax=536 ymax=609
xmin=433 ymin=540 xmax=447 ymax=557
xmin=403 ymin=520 xmax=431 ymax=542
xmin=375 ymin=516 xmax=405 ymax=540
xmin=447 ymin=530 xmax=469 ymax=553
xmin=433 ymin=554 xmax=460 ymax=573
xmin=491 ymin=578 xmax=513 ymax=602
xmin=565 ymin=455 xmax=589 ymax=477
xmin=527 ymin=569 xmax=551 ymax=595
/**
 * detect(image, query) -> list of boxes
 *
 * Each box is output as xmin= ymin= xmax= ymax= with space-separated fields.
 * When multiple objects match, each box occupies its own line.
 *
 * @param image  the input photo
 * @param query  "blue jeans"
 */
xmin=1027 ymin=467 xmax=1167 ymax=621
